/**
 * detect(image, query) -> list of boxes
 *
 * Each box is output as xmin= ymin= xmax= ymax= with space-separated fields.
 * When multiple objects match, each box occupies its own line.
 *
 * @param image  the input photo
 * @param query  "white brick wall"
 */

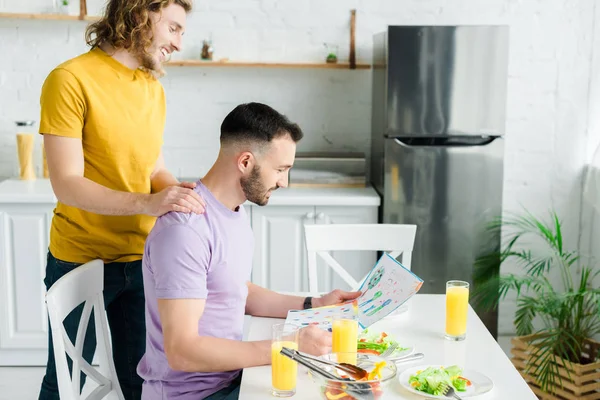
xmin=1 ymin=0 xmax=598 ymax=336
xmin=580 ymin=0 xmax=600 ymax=343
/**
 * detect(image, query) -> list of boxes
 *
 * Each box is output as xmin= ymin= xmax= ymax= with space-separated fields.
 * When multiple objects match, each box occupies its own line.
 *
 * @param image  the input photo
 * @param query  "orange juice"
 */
xmin=271 ymin=341 xmax=298 ymax=392
xmin=332 ymin=318 xmax=358 ymax=365
xmin=446 ymin=285 xmax=469 ymax=337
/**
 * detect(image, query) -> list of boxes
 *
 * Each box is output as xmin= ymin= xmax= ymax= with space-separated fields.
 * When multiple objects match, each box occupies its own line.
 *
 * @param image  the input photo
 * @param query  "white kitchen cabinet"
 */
xmin=250 ymin=205 xmax=314 ymax=293
xmin=250 ymin=203 xmax=378 ymax=293
xmin=0 ymin=180 xmax=56 ymax=366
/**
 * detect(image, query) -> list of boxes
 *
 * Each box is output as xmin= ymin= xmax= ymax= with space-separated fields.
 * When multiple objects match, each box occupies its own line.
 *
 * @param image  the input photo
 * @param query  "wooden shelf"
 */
xmin=0 ymin=12 xmax=98 ymax=21
xmin=165 ymin=60 xmax=371 ymax=70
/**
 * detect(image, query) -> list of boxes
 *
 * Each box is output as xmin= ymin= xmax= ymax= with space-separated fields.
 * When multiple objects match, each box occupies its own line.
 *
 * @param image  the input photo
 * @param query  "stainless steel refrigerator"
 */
xmin=370 ymin=26 xmax=509 ymax=338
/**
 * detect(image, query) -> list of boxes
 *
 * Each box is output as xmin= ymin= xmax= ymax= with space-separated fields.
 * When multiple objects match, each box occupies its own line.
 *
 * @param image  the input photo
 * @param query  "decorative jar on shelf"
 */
xmin=201 ymin=40 xmax=213 ymax=60
xmin=15 ymin=121 xmax=36 ymax=180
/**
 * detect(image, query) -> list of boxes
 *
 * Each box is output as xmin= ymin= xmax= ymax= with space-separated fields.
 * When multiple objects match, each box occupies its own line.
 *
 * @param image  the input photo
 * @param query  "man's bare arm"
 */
xmin=159 ymin=298 xmax=271 ymax=372
xmin=245 ymin=282 xmax=312 ymax=318
xmin=159 ymin=298 xmax=332 ymax=372
xmin=44 ymin=135 xmax=204 ymax=216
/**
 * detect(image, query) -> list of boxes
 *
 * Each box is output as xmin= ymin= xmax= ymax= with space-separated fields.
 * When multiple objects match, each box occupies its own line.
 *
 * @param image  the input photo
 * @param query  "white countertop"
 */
xmin=252 ymin=186 xmax=380 ymax=206
xmin=240 ymin=294 xmax=537 ymax=400
xmin=0 ymin=179 xmax=380 ymax=207
xmin=0 ymin=179 xmax=57 ymax=203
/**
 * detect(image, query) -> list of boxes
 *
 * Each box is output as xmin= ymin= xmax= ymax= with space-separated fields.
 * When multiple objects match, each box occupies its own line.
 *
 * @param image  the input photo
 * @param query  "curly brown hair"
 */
xmin=85 ymin=0 xmax=192 ymax=58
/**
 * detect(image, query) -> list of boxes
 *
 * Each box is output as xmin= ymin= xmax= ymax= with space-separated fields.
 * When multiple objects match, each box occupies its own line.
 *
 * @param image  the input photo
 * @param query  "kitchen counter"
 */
xmin=0 ymin=178 xmax=57 ymax=203
xmin=0 ymin=179 xmax=380 ymax=206
xmin=250 ymin=186 xmax=380 ymax=206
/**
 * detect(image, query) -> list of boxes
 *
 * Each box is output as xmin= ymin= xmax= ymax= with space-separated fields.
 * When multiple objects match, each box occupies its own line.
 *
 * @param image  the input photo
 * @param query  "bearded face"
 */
xmin=240 ymin=164 xmax=279 ymax=206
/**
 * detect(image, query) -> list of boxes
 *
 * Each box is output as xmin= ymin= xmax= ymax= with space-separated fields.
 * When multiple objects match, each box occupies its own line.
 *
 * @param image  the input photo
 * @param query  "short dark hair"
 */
xmin=220 ymin=103 xmax=304 ymax=147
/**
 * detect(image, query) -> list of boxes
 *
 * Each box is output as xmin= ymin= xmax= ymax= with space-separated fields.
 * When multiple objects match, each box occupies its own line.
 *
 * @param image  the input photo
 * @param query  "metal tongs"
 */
xmin=280 ymin=347 xmax=376 ymax=400
xmin=293 ymin=350 xmax=369 ymax=380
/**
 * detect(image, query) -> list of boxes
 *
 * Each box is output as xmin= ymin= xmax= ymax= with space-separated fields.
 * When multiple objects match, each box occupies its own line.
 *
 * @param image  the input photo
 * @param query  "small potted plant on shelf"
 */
xmin=473 ymin=209 xmax=600 ymax=400
xmin=323 ymin=43 xmax=338 ymax=64
xmin=55 ymin=0 xmax=69 ymax=14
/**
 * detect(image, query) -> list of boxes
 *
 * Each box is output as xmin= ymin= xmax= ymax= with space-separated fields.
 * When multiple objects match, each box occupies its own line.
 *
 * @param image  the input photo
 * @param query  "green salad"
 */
xmin=357 ymin=329 xmax=408 ymax=355
xmin=408 ymin=365 xmax=471 ymax=395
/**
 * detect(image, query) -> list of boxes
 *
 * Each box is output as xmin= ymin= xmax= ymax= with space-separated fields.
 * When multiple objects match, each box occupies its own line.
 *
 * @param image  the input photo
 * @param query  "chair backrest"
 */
xmin=304 ymin=224 xmax=417 ymax=294
xmin=45 ymin=259 xmax=124 ymax=400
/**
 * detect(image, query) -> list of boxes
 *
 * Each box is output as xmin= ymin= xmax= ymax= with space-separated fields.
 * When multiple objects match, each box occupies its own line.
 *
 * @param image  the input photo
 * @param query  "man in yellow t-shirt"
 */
xmin=37 ymin=1 xmax=203 ymax=399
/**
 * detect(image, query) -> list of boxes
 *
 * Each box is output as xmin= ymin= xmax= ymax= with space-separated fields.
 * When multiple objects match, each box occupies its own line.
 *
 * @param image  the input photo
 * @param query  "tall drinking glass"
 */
xmin=271 ymin=323 xmax=299 ymax=397
xmin=445 ymin=280 xmax=470 ymax=341
xmin=332 ymin=315 xmax=358 ymax=365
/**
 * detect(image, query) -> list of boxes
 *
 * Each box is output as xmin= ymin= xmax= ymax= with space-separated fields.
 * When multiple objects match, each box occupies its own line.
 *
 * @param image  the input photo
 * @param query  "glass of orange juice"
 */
xmin=332 ymin=315 xmax=359 ymax=365
xmin=445 ymin=280 xmax=470 ymax=341
xmin=271 ymin=323 xmax=299 ymax=397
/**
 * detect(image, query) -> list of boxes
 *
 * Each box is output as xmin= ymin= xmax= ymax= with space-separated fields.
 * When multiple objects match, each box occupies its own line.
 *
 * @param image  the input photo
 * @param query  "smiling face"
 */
xmin=240 ymin=135 xmax=297 ymax=206
xmin=143 ymin=3 xmax=187 ymax=75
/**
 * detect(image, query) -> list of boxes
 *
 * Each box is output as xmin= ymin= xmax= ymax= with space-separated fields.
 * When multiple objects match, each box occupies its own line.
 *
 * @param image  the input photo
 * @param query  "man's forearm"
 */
xmin=245 ymin=282 xmax=308 ymax=318
xmin=52 ymin=175 xmax=150 ymax=216
xmin=150 ymin=169 xmax=179 ymax=194
xmin=169 ymin=336 xmax=271 ymax=372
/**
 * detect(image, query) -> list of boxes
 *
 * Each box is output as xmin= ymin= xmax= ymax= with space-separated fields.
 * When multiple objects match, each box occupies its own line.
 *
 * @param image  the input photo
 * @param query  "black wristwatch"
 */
xmin=303 ymin=296 xmax=313 ymax=310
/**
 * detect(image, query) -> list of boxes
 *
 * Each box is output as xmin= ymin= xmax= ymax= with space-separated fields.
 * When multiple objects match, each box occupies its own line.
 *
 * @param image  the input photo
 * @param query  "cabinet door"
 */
xmin=313 ymin=206 xmax=378 ymax=292
xmin=0 ymin=204 xmax=54 ymax=366
xmin=251 ymin=206 xmax=314 ymax=293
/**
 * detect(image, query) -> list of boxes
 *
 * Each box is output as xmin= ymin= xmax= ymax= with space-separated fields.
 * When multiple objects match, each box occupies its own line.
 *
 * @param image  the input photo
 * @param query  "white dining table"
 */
xmin=239 ymin=294 xmax=537 ymax=399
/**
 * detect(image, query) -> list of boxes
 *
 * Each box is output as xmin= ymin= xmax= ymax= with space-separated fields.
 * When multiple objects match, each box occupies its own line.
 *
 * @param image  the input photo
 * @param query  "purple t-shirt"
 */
xmin=137 ymin=181 xmax=254 ymax=399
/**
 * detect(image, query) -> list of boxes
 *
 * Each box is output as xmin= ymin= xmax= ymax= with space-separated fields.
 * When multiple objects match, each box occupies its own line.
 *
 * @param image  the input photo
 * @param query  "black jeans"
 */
xmin=204 ymin=373 xmax=242 ymax=400
xmin=38 ymin=251 xmax=146 ymax=400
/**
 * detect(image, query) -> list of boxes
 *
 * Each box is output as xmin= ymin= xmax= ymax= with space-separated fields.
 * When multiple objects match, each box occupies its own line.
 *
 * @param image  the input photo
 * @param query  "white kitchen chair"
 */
xmin=304 ymin=223 xmax=417 ymax=298
xmin=45 ymin=259 xmax=124 ymax=400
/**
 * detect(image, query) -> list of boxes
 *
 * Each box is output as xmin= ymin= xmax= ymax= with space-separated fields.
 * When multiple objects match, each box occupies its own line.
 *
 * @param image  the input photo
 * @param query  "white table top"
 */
xmin=240 ymin=294 xmax=536 ymax=399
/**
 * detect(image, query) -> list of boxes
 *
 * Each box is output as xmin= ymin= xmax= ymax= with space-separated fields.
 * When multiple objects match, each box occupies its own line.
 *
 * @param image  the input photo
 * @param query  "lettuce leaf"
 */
xmin=452 ymin=377 xmax=468 ymax=392
xmin=357 ymin=329 xmax=408 ymax=355
xmin=408 ymin=365 xmax=467 ymax=395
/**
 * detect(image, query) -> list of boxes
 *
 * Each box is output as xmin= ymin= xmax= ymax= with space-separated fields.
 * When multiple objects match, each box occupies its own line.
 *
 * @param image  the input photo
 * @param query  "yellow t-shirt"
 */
xmin=39 ymin=47 xmax=165 ymax=263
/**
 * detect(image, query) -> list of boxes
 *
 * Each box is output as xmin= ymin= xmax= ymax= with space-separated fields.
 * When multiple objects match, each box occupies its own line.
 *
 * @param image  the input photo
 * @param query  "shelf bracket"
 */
xmin=350 ymin=9 xmax=356 ymax=70
xmin=79 ymin=0 xmax=87 ymax=20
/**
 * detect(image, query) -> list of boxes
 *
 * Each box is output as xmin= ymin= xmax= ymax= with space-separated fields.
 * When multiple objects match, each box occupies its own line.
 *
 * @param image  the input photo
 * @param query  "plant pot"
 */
xmin=326 ymin=55 xmax=337 ymax=64
xmin=511 ymin=334 xmax=600 ymax=399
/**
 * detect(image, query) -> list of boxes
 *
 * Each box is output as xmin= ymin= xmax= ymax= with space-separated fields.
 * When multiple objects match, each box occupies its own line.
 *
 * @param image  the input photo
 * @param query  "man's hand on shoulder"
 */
xmin=312 ymin=289 xmax=362 ymax=308
xmin=178 ymin=181 xmax=197 ymax=190
xmin=144 ymin=184 xmax=206 ymax=216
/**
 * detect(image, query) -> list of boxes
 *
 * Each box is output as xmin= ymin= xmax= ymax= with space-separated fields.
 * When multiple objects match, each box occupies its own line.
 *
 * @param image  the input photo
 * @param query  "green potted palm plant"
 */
xmin=473 ymin=210 xmax=600 ymax=399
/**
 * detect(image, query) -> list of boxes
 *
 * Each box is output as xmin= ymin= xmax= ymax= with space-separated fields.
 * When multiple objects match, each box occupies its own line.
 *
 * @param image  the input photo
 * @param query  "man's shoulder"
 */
xmin=42 ymin=51 xmax=104 ymax=92
xmin=50 ymin=50 xmax=96 ymax=76
xmin=142 ymin=212 xmax=213 ymax=274
xmin=148 ymin=211 xmax=212 ymax=244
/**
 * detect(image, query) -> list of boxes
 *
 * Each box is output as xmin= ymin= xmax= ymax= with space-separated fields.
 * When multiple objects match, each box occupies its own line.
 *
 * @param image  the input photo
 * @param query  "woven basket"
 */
xmin=511 ymin=334 xmax=600 ymax=400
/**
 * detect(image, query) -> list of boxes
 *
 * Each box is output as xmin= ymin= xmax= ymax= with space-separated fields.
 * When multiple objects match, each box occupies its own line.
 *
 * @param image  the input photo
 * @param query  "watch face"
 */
xmin=304 ymin=297 xmax=312 ymax=309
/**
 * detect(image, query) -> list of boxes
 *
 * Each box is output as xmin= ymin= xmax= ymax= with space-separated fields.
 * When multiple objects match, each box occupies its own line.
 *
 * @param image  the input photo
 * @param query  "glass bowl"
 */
xmin=307 ymin=352 xmax=397 ymax=400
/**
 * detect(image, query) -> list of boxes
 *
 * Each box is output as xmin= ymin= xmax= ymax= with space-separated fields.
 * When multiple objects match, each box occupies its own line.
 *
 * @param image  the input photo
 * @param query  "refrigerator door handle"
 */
xmin=392 ymin=135 xmax=500 ymax=148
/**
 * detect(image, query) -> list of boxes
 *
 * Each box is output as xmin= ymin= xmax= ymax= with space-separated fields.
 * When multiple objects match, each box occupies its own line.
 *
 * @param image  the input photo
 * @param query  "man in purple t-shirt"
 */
xmin=137 ymin=103 xmax=361 ymax=400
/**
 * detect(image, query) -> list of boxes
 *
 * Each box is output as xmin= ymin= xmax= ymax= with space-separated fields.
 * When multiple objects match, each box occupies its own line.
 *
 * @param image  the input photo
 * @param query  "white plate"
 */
xmin=398 ymin=365 xmax=494 ymax=398
xmin=358 ymin=343 xmax=415 ymax=360
xmin=388 ymin=343 xmax=415 ymax=359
